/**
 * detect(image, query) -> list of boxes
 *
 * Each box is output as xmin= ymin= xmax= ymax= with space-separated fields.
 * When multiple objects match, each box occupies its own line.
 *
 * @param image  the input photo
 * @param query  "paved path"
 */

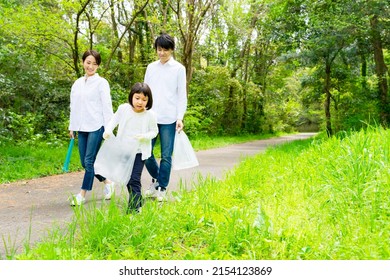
xmin=0 ymin=133 xmax=316 ymax=259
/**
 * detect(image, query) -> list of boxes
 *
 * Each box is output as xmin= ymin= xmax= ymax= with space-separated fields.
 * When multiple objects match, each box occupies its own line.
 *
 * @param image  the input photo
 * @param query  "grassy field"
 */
xmin=9 ymin=126 xmax=390 ymax=260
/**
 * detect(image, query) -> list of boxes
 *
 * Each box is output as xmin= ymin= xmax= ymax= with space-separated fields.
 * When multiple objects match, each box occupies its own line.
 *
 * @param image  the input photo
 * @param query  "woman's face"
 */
xmin=83 ymin=55 xmax=99 ymax=77
xmin=132 ymin=93 xmax=148 ymax=113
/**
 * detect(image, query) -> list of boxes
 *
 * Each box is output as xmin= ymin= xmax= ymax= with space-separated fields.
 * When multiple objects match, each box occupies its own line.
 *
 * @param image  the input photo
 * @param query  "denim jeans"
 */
xmin=145 ymin=122 xmax=176 ymax=189
xmin=127 ymin=153 xmax=144 ymax=212
xmin=77 ymin=127 xmax=105 ymax=191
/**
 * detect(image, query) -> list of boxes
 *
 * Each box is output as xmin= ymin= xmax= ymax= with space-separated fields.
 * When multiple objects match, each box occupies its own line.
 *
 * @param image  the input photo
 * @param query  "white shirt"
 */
xmin=68 ymin=73 xmax=113 ymax=132
xmin=144 ymin=57 xmax=187 ymax=124
xmin=104 ymin=103 xmax=158 ymax=160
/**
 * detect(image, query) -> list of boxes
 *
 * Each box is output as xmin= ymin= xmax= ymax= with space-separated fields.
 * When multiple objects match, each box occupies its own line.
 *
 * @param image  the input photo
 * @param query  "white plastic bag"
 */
xmin=172 ymin=131 xmax=199 ymax=170
xmin=94 ymin=136 xmax=138 ymax=185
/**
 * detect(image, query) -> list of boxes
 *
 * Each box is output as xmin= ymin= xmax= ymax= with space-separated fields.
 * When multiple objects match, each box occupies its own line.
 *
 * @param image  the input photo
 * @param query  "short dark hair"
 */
xmin=128 ymin=82 xmax=153 ymax=110
xmin=82 ymin=50 xmax=102 ymax=65
xmin=154 ymin=33 xmax=175 ymax=50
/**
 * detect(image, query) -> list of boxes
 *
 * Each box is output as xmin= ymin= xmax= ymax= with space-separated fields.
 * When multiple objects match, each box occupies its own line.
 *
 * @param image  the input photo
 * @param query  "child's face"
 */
xmin=83 ymin=55 xmax=99 ymax=77
xmin=132 ymin=93 xmax=148 ymax=113
xmin=157 ymin=46 xmax=173 ymax=64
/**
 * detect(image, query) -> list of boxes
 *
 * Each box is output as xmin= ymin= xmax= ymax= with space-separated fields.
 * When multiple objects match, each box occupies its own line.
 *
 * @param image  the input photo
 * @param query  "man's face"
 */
xmin=157 ymin=46 xmax=173 ymax=64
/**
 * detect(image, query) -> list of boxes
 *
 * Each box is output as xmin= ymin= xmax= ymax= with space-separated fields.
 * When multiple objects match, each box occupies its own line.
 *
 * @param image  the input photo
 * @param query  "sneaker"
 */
xmin=127 ymin=207 xmax=142 ymax=216
xmin=104 ymin=182 xmax=115 ymax=200
xmin=156 ymin=187 xmax=167 ymax=202
xmin=70 ymin=193 xmax=85 ymax=206
xmin=144 ymin=179 xmax=159 ymax=197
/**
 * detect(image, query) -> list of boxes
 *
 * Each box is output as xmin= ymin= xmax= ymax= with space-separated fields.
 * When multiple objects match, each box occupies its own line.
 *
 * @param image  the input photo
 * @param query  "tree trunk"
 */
xmin=104 ymin=0 xmax=149 ymax=70
xmin=324 ymin=62 xmax=332 ymax=136
xmin=72 ymin=0 xmax=91 ymax=78
xmin=370 ymin=14 xmax=389 ymax=127
xmin=183 ymin=34 xmax=194 ymax=87
xmin=361 ymin=54 xmax=367 ymax=90
xmin=109 ymin=0 xmax=122 ymax=63
xmin=241 ymin=44 xmax=251 ymax=130
xmin=175 ymin=0 xmax=215 ymax=89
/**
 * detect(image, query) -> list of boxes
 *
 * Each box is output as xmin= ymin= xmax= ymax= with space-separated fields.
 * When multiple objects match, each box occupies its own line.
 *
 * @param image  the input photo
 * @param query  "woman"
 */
xmin=68 ymin=50 xmax=114 ymax=206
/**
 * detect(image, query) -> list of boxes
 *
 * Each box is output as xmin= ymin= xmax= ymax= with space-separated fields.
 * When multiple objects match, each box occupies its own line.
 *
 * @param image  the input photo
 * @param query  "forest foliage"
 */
xmin=0 ymin=0 xmax=389 ymax=144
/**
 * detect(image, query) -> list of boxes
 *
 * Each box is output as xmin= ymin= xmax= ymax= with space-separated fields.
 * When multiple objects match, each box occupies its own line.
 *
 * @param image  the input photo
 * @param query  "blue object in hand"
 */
xmin=62 ymin=138 xmax=74 ymax=172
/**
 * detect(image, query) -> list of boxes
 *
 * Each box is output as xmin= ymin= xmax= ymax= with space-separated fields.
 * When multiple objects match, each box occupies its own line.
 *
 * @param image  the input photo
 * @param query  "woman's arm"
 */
xmin=100 ymin=78 xmax=114 ymax=129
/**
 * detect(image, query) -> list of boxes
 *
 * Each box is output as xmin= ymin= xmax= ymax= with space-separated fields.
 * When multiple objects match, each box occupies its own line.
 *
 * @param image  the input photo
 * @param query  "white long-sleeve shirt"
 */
xmin=68 ymin=73 xmax=113 ymax=132
xmin=104 ymin=103 xmax=158 ymax=160
xmin=144 ymin=57 xmax=187 ymax=124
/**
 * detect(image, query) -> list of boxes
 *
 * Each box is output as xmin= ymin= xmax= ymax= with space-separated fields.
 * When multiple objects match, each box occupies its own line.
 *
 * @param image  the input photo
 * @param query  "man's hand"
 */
xmin=176 ymin=119 xmax=184 ymax=132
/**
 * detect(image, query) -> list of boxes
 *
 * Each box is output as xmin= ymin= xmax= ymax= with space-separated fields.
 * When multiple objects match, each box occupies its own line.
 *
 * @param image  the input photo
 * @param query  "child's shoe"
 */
xmin=70 ymin=193 xmax=85 ymax=206
xmin=104 ymin=182 xmax=115 ymax=200
xmin=144 ymin=179 xmax=159 ymax=197
xmin=156 ymin=187 xmax=167 ymax=202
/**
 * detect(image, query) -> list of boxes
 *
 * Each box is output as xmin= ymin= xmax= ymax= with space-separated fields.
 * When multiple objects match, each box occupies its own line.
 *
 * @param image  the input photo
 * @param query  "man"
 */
xmin=144 ymin=33 xmax=187 ymax=202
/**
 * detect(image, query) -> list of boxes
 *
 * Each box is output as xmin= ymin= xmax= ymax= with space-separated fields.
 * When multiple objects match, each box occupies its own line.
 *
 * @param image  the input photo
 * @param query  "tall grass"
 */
xmin=11 ymin=127 xmax=390 ymax=260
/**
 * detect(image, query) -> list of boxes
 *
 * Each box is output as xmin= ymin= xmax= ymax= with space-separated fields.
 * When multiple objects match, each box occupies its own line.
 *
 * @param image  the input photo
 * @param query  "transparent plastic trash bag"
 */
xmin=94 ymin=136 xmax=138 ymax=185
xmin=172 ymin=131 xmax=199 ymax=170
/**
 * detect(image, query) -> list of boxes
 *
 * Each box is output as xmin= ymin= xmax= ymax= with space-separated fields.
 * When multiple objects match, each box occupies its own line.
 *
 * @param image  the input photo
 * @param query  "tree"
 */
xmin=2 ymin=0 xmax=388 ymax=142
xmin=366 ymin=0 xmax=389 ymax=126
xmin=170 ymin=0 xmax=219 ymax=85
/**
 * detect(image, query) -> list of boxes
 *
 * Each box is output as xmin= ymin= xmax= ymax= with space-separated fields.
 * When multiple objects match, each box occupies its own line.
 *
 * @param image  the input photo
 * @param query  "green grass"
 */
xmin=0 ymin=133 xmax=277 ymax=184
xmin=9 ymin=127 xmax=390 ymax=260
xmin=0 ymin=141 xmax=80 ymax=183
xmin=190 ymin=133 xmax=278 ymax=150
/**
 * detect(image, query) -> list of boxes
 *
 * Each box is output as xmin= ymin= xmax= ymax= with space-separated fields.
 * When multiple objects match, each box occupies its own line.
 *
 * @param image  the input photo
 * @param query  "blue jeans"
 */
xmin=145 ymin=122 xmax=176 ymax=189
xmin=77 ymin=127 xmax=105 ymax=191
xmin=127 ymin=153 xmax=144 ymax=212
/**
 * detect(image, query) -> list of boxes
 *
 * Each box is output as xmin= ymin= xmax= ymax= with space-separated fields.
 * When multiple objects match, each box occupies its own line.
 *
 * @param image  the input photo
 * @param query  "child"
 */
xmin=103 ymin=82 xmax=158 ymax=213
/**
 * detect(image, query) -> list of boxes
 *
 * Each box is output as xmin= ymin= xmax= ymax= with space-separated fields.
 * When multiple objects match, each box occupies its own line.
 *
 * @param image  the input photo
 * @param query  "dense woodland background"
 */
xmin=0 ymin=0 xmax=389 ymax=144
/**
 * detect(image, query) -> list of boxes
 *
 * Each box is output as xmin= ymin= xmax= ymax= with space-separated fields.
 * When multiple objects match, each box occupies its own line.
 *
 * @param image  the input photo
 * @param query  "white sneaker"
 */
xmin=104 ymin=182 xmax=115 ymax=200
xmin=144 ymin=180 xmax=159 ymax=197
xmin=70 ymin=193 xmax=85 ymax=206
xmin=156 ymin=187 xmax=167 ymax=202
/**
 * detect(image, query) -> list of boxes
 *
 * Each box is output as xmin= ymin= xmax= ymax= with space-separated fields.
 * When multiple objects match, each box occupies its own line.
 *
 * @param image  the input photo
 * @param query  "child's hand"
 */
xmin=103 ymin=132 xmax=112 ymax=140
xmin=134 ymin=134 xmax=146 ymax=140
